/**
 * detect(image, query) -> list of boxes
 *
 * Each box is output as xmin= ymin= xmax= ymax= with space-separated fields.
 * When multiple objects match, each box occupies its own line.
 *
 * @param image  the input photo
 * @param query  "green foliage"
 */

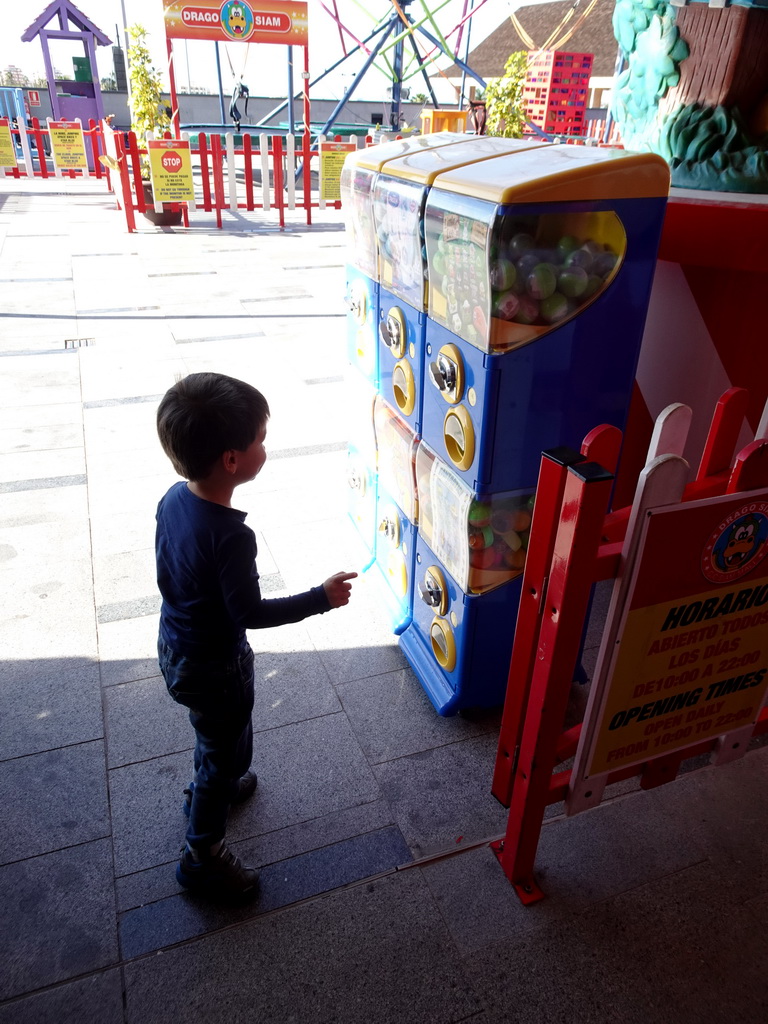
xmin=658 ymin=103 xmax=768 ymax=193
xmin=483 ymin=52 xmax=528 ymax=139
xmin=127 ymin=25 xmax=170 ymax=140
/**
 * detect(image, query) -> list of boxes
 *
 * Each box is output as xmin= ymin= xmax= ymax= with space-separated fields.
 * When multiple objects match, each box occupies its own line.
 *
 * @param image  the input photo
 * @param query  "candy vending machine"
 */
xmin=398 ymin=145 xmax=670 ymax=712
xmin=340 ymin=133 xmax=470 ymax=387
xmin=372 ymin=138 xmax=547 ymax=434
xmin=421 ymin=146 xmax=670 ymax=492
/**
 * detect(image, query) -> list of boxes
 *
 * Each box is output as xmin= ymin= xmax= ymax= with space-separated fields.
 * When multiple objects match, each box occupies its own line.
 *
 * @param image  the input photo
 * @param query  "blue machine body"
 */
xmin=345 ymin=265 xmax=379 ymax=387
xmin=400 ymin=533 xmax=524 ymax=714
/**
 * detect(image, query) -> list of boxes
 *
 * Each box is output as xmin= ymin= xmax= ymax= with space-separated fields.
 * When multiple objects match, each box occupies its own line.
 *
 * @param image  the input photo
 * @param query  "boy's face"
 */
xmin=234 ymin=422 xmax=268 ymax=483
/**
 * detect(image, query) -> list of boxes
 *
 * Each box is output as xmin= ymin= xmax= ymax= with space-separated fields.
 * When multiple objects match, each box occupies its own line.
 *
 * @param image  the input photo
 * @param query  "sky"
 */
xmin=2 ymin=0 xmax=558 ymax=103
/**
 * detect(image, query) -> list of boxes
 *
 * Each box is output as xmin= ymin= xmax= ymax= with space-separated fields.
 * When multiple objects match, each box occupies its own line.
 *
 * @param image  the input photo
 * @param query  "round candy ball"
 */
xmin=540 ymin=291 xmax=569 ymax=324
xmin=526 ymin=263 xmax=557 ymax=301
xmin=558 ymin=265 xmax=588 ymax=299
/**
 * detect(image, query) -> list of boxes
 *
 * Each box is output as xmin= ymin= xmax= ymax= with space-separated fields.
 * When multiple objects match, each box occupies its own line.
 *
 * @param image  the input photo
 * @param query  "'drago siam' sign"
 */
xmin=163 ymin=0 xmax=308 ymax=45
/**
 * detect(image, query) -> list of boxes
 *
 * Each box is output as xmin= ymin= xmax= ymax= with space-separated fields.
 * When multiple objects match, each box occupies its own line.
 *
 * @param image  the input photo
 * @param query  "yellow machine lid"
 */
xmin=349 ymin=131 xmax=475 ymax=173
xmin=431 ymin=145 xmax=671 ymax=203
xmin=378 ymin=137 xmax=551 ymax=185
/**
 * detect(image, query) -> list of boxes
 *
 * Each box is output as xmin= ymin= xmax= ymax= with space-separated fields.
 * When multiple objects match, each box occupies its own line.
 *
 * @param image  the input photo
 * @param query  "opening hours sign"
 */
xmin=163 ymin=0 xmax=308 ymax=46
xmin=574 ymin=489 xmax=768 ymax=781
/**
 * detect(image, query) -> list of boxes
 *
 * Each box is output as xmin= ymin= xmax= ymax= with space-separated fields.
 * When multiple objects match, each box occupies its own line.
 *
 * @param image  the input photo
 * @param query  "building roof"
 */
xmin=441 ymin=0 xmax=619 ymax=80
xmin=22 ymin=0 xmax=112 ymax=46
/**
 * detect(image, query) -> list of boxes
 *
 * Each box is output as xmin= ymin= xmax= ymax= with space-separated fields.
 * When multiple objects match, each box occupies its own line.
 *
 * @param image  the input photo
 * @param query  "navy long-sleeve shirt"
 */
xmin=156 ymin=482 xmax=330 ymax=659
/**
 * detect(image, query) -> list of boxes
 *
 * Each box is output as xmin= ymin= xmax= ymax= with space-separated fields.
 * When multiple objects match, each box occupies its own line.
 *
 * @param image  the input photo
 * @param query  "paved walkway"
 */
xmin=1 ymin=178 xmax=766 ymax=1023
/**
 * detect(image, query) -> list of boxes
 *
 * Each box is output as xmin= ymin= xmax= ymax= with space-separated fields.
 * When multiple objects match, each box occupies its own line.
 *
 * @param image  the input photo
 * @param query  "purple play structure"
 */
xmin=22 ymin=0 xmax=112 ymax=126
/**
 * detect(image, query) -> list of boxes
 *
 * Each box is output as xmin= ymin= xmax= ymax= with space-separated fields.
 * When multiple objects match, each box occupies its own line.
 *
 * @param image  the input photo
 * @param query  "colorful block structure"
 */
xmin=522 ymin=50 xmax=594 ymax=137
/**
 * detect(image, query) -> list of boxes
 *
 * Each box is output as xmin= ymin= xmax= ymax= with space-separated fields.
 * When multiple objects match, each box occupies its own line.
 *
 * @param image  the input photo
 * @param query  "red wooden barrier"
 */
xmin=491 ymin=387 xmax=768 ymax=904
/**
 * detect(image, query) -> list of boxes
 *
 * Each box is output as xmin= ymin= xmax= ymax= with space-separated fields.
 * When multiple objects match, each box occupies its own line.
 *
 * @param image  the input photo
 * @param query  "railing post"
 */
xmin=114 ymin=132 xmax=136 ymax=233
xmin=243 ymin=133 xmax=254 ymax=211
xmin=198 ymin=133 xmax=212 ymax=211
xmin=31 ymin=117 xmax=48 ymax=178
xmin=272 ymin=134 xmax=285 ymax=229
xmin=211 ymin=132 xmax=224 ymax=228
xmin=494 ymin=461 xmax=615 ymax=903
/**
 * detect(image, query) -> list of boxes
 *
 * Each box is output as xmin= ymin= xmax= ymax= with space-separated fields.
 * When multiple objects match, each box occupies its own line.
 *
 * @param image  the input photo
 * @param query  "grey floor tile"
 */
xmin=373 ymin=733 xmax=508 ymax=858
xmin=460 ymin=858 xmax=767 ymax=1024
xmin=0 ymin=401 xmax=81 ymax=430
xmin=110 ymin=714 xmax=380 ymax=875
xmin=250 ymin=636 xmax=342 ymax=733
xmin=529 ymin=790 xmax=709 ymax=910
xmin=648 ymin=748 xmax=768 ymax=892
xmin=229 ymin=712 xmax=381 ymax=838
xmin=0 ymin=657 xmax=103 ymax=760
xmin=120 ymin=825 xmax=413 ymax=958
xmin=98 ymin=615 xmax=163 ymax=687
xmin=116 ymin=798 xmax=395 ymax=911
xmin=0 ymin=839 xmax=118 ymax=1001
xmin=123 ymin=870 xmax=480 ymax=1024
xmin=421 ymin=844 xmax=576 ymax=955
xmin=104 ymin=675 xmax=191 ymax=768
xmin=338 ymin=666 xmax=501 ymax=765
xmin=0 ymin=741 xmax=110 ymax=864
xmin=92 ymin=547 xmax=156 ymax=608
xmin=0 ymin=969 xmax=124 ymax=1024
xmin=0 ymin=422 xmax=84 ymax=454
xmin=109 ymin=750 xmax=191 ymax=876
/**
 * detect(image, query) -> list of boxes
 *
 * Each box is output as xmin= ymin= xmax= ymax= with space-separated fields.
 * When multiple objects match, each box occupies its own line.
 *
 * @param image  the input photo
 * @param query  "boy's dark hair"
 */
xmin=157 ymin=372 xmax=269 ymax=481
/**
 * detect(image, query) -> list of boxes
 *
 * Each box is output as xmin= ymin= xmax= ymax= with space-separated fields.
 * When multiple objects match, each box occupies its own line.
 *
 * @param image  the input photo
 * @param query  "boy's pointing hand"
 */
xmin=323 ymin=571 xmax=358 ymax=608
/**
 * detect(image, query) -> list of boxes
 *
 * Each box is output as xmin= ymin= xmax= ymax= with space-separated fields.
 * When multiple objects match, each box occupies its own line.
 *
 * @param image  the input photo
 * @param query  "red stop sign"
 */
xmin=161 ymin=152 xmax=182 ymax=173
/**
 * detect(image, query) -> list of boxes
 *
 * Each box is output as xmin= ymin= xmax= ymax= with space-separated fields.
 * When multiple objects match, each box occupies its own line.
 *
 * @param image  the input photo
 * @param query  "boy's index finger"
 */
xmin=336 ymin=571 xmax=358 ymax=582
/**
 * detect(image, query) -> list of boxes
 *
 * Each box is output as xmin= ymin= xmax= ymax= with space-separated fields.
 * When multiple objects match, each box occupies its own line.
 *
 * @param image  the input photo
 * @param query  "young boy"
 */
xmin=155 ymin=372 xmax=356 ymax=898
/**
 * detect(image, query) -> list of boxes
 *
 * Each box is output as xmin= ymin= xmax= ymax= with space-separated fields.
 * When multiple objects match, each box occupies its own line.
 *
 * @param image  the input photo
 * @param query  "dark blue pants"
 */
xmin=158 ymin=635 xmax=254 ymax=851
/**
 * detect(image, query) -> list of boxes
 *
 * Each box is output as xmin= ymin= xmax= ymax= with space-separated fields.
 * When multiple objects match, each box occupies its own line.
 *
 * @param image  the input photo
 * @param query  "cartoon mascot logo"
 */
xmin=220 ymin=1 xmax=254 ymax=40
xmin=702 ymin=504 xmax=768 ymax=583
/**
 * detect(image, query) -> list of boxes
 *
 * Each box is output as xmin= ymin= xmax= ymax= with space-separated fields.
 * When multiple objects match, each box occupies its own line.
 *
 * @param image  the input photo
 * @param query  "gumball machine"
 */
xmin=341 ymin=133 xmax=474 ymax=567
xmin=399 ymin=441 xmax=535 ymax=714
xmin=421 ymin=145 xmax=670 ymax=493
xmin=345 ymin=376 xmax=379 ymax=570
xmin=373 ymin=138 xmax=548 ymax=433
xmin=400 ymin=145 xmax=670 ymax=713
xmin=341 ymin=132 xmax=471 ymax=387
xmin=371 ymin=396 xmax=419 ymax=633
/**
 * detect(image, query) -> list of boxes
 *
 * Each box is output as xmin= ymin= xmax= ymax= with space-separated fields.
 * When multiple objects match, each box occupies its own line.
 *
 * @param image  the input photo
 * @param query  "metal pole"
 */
xmin=316 ymin=16 xmax=398 ymax=138
xmin=166 ymin=37 xmax=181 ymax=137
xmin=458 ymin=0 xmax=475 ymax=110
xmin=119 ymin=0 xmax=131 ymax=107
xmin=287 ymin=46 xmax=295 ymax=133
xmin=255 ymin=22 xmax=385 ymax=128
xmin=215 ymin=42 xmax=226 ymax=125
xmin=405 ymin=25 xmax=439 ymax=108
xmin=390 ymin=17 xmax=405 ymax=130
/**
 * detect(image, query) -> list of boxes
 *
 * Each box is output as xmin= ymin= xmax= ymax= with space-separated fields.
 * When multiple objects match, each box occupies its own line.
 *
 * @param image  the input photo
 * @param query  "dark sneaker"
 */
xmin=183 ymin=769 xmax=258 ymax=817
xmin=176 ymin=843 xmax=260 ymax=897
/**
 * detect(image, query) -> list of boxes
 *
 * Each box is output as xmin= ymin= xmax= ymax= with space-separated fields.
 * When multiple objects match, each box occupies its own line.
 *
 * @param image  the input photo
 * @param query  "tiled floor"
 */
xmin=1 ymin=178 xmax=767 ymax=1023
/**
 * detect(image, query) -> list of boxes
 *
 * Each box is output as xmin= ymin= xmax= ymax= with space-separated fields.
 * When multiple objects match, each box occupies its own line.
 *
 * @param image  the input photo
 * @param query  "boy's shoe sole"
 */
xmin=176 ymin=844 xmax=260 ymax=898
xmin=182 ymin=769 xmax=258 ymax=817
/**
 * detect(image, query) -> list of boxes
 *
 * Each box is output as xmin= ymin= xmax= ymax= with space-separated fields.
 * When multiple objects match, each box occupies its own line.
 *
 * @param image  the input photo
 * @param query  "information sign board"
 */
xmin=0 ymin=118 xmax=16 ymax=168
xmin=48 ymin=120 xmax=87 ymax=169
xmin=320 ymin=141 xmax=356 ymax=202
xmin=578 ymin=490 xmax=768 ymax=778
xmin=147 ymin=139 xmax=195 ymax=204
xmin=163 ymin=0 xmax=308 ymax=46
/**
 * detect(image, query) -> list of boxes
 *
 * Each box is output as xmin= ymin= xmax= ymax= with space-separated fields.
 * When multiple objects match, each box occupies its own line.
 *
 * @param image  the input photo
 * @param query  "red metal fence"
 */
xmin=3 ymin=118 xmax=370 ymax=231
xmin=3 ymin=116 xmax=109 ymax=181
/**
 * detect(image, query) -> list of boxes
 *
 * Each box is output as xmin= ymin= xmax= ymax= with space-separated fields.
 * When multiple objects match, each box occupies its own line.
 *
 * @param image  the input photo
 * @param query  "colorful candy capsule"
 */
xmin=526 ymin=263 xmax=557 ymax=301
xmin=540 ymin=292 xmax=570 ymax=324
